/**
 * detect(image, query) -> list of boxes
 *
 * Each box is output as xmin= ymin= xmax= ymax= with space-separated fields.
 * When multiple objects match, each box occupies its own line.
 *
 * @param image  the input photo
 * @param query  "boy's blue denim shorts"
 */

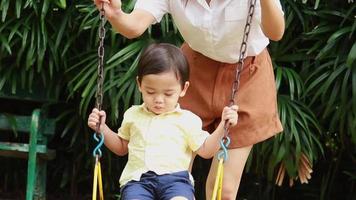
xmin=120 ymin=170 xmax=194 ymax=200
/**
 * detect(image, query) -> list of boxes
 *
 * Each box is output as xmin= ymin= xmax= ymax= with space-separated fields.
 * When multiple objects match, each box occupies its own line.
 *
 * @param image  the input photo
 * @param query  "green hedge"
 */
xmin=0 ymin=0 xmax=355 ymax=199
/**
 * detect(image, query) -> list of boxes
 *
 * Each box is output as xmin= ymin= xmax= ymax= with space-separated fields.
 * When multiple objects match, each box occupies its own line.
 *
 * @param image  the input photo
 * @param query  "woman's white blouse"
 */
xmin=135 ymin=0 xmax=283 ymax=63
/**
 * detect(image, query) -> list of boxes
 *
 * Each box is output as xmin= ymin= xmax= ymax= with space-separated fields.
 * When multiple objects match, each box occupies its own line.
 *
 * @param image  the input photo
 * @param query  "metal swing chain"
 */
xmin=96 ymin=3 xmax=106 ymax=114
xmin=220 ymin=0 xmax=257 ymax=161
xmin=93 ymin=3 xmax=106 ymax=159
xmin=92 ymin=4 xmax=106 ymax=200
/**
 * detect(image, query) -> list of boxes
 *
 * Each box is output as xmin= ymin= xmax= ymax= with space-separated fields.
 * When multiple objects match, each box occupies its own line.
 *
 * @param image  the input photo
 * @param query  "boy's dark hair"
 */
xmin=137 ymin=43 xmax=189 ymax=87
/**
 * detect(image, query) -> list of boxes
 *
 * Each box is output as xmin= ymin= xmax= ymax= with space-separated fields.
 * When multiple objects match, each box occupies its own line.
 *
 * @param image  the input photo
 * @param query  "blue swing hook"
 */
xmin=92 ymin=132 xmax=105 ymax=157
xmin=217 ymin=136 xmax=231 ymax=161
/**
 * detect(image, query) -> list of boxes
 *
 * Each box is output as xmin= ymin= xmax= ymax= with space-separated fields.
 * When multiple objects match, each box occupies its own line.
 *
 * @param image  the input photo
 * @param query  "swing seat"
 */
xmin=0 ymin=89 xmax=56 ymax=200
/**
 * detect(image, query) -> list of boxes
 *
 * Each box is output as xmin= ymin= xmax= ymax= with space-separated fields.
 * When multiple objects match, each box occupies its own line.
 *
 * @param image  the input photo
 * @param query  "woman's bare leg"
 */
xmin=205 ymin=145 xmax=253 ymax=200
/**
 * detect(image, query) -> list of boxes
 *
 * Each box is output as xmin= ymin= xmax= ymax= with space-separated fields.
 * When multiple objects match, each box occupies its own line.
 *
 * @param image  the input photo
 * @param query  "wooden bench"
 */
xmin=0 ymin=90 xmax=56 ymax=200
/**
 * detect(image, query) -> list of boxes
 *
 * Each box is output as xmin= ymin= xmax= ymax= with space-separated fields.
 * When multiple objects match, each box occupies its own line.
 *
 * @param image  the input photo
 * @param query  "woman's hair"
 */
xmin=137 ymin=43 xmax=189 ymax=87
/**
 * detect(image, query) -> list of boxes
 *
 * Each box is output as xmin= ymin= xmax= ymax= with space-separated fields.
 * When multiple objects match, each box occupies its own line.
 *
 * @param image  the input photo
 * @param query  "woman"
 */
xmin=93 ymin=0 xmax=285 ymax=199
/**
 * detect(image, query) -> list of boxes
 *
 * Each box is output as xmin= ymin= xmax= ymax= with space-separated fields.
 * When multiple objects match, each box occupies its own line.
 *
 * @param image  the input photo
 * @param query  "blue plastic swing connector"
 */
xmin=217 ymin=136 xmax=231 ymax=162
xmin=92 ymin=132 xmax=105 ymax=157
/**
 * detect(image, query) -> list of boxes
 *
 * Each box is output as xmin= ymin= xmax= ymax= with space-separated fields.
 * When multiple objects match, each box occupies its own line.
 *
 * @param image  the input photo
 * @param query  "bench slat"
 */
xmin=0 ymin=142 xmax=55 ymax=160
xmin=0 ymin=114 xmax=55 ymax=135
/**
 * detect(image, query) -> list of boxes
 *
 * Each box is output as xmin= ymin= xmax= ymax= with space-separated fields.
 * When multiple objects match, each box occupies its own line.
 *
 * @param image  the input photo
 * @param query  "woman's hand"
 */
xmin=88 ymin=108 xmax=107 ymax=133
xmin=221 ymin=105 xmax=239 ymax=127
xmin=92 ymin=0 xmax=155 ymax=39
xmin=94 ymin=0 xmax=122 ymax=19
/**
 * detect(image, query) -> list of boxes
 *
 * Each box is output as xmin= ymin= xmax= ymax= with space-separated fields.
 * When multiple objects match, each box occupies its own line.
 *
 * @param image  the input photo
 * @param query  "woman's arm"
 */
xmin=107 ymin=9 xmax=156 ymax=39
xmin=260 ymin=0 xmax=285 ymax=41
xmin=94 ymin=0 xmax=155 ymax=39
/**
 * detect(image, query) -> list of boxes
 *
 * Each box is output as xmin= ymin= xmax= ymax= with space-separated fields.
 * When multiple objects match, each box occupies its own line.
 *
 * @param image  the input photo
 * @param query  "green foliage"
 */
xmin=0 ymin=0 xmax=355 ymax=199
xmin=245 ymin=0 xmax=355 ymax=199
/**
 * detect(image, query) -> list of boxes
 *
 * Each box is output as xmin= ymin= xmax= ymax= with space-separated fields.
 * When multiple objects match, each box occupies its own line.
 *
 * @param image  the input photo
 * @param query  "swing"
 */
xmin=211 ymin=0 xmax=257 ymax=199
xmin=90 ymin=0 xmax=257 ymax=199
xmin=92 ymin=3 xmax=106 ymax=200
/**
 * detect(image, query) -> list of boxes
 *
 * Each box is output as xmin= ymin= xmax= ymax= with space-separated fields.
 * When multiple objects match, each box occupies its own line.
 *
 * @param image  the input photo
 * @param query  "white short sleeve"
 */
xmin=134 ymin=0 xmax=170 ymax=23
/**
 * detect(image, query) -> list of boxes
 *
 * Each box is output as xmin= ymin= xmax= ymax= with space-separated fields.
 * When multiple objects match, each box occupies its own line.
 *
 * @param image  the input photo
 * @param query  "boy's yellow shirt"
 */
xmin=117 ymin=104 xmax=209 ymax=186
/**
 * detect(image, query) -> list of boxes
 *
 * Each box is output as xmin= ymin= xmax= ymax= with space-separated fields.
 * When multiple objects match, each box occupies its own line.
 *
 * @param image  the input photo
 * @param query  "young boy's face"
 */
xmin=137 ymin=71 xmax=189 ymax=115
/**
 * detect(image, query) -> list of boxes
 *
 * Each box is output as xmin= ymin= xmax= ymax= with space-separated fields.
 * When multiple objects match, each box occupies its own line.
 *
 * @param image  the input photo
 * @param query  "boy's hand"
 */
xmin=94 ymin=0 xmax=122 ymax=19
xmin=88 ymin=108 xmax=107 ymax=133
xmin=221 ymin=105 xmax=239 ymax=127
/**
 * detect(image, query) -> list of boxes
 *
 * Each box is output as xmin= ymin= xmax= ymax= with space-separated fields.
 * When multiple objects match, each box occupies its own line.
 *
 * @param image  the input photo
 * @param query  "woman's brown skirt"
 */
xmin=179 ymin=43 xmax=283 ymax=148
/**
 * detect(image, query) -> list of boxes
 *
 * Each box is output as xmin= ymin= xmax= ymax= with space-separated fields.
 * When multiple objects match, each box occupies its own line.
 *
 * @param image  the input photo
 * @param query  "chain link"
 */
xmin=224 ymin=0 xmax=257 ymax=139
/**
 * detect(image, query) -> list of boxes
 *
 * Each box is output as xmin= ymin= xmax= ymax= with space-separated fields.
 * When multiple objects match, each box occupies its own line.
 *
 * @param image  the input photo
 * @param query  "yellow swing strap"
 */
xmin=211 ymin=136 xmax=230 ymax=200
xmin=211 ymin=159 xmax=224 ymax=200
xmin=92 ymin=130 xmax=105 ymax=200
xmin=92 ymin=156 xmax=104 ymax=200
